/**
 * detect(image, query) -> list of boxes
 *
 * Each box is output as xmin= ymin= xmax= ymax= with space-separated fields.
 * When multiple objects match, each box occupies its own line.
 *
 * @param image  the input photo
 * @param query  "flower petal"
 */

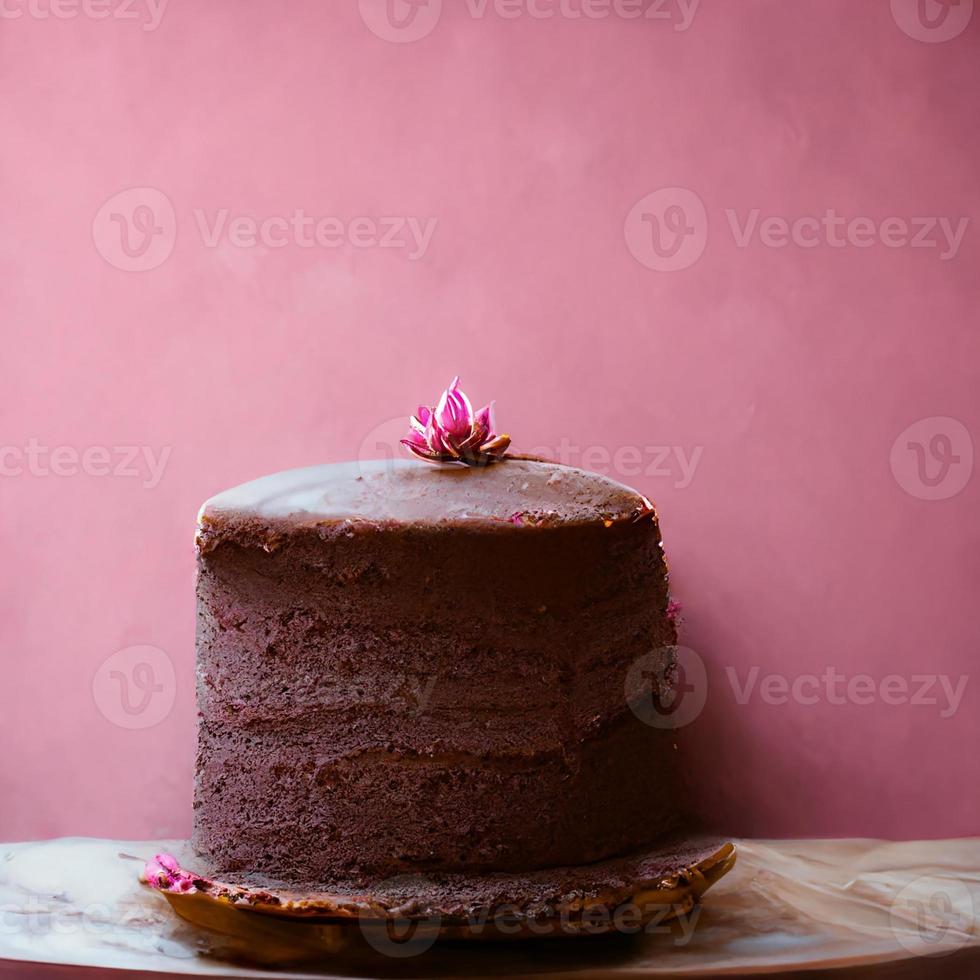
xmin=436 ymin=380 xmax=472 ymax=437
xmin=435 ymin=385 xmax=456 ymax=434
xmin=481 ymin=433 xmax=511 ymax=457
xmin=449 ymin=385 xmax=474 ymax=431
xmin=403 ymin=433 xmax=427 ymax=453
xmin=475 ymin=403 xmax=494 ymax=436
xmin=156 ymin=854 xmax=181 ymax=873
xmin=401 ymin=438 xmax=441 ymax=461
xmin=425 ymin=415 xmax=448 ymax=454
xmin=405 ymin=381 xmax=508 ymax=467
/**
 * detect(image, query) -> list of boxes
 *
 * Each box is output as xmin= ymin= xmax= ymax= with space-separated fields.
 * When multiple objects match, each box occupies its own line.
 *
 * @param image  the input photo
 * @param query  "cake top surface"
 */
xmin=198 ymin=458 xmax=653 ymax=530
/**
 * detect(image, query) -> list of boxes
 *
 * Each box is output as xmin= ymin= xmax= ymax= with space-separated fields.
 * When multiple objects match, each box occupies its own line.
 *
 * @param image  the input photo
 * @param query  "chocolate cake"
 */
xmin=192 ymin=456 xmax=686 ymax=887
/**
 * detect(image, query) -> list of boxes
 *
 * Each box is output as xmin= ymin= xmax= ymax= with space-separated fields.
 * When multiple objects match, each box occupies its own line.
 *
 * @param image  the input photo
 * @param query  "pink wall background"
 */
xmin=1 ymin=0 xmax=977 ymax=843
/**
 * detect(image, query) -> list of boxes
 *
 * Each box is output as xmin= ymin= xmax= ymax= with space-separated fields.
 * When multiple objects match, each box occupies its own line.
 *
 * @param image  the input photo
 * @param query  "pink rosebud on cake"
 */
xmin=401 ymin=377 xmax=510 ymax=465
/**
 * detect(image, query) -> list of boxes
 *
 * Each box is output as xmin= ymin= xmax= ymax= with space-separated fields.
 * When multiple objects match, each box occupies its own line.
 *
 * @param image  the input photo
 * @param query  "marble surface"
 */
xmin=0 ymin=837 xmax=978 ymax=978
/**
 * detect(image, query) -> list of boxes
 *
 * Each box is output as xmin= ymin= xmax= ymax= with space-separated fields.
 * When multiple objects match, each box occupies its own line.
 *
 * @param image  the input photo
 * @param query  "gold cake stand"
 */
xmin=144 ymin=839 xmax=736 ymax=964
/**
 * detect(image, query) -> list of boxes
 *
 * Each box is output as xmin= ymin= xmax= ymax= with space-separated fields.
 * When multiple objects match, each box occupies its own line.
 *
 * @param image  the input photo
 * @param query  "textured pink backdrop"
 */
xmin=0 ymin=0 xmax=978 ymax=843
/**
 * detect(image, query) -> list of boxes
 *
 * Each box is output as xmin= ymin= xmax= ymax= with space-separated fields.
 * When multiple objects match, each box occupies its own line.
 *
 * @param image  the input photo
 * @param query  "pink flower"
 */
xmin=401 ymin=377 xmax=511 ymax=466
xmin=667 ymin=597 xmax=683 ymax=625
xmin=142 ymin=853 xmax=197 ymax=893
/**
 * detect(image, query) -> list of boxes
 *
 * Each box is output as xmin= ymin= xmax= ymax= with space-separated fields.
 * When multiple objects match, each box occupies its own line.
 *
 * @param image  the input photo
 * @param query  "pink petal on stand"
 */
xmin=143 ymin=859 xmax=166 ymax=883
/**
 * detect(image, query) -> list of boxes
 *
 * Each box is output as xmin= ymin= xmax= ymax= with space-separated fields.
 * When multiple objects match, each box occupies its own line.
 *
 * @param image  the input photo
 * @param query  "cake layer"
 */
xmin=194 ymin=713 xmax=684 ymax=882
xmin=193 ymin=458 xmax=681 ymax=882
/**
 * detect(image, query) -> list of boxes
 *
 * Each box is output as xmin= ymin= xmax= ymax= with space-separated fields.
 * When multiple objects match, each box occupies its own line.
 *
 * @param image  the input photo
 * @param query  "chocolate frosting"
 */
xmin=198 ymin=458 xmax=654 ymax=531
xmin=193 ymin=458 xmax=685 ymax=886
